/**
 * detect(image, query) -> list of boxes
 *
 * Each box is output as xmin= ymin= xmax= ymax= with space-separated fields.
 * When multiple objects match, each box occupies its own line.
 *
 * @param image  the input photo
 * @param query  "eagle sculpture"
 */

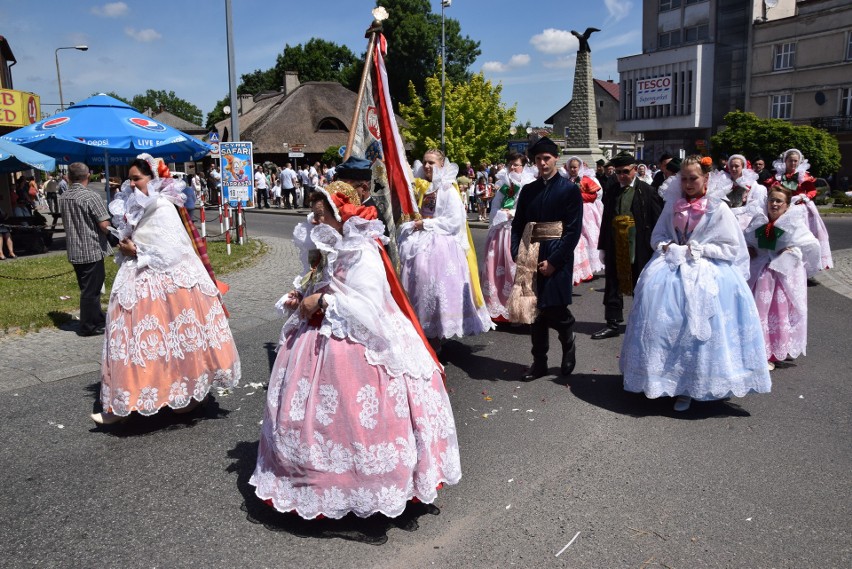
xmin=571 ymin=27 xmax=601 ymax=53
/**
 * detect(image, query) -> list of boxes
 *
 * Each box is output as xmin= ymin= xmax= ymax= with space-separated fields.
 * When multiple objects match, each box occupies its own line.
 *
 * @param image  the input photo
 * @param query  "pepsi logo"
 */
xmin=128 ymin=117 xmax=167 ymax=132
xmin=38 ymin=116 xmax=70 ymax=130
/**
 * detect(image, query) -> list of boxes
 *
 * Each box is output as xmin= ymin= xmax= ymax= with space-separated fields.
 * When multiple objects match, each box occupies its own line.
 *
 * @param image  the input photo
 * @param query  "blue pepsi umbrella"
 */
xmin=0 ymin=138 xmax=56 ymax=173
xmin=1 ymin=93 xmax=211 ymax=166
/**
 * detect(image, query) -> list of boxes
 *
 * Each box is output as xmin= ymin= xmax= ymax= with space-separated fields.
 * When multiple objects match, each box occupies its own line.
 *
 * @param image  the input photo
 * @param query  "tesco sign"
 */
xmin=636 ymin=75 xmax=672 ymax=107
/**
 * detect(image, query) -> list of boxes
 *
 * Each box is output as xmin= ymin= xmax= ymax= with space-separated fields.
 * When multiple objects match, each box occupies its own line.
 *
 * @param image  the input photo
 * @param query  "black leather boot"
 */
xmin=559 ymin=332 xmax=576 ymax=376
xmin=591 ymin=320 xmax=620 ymax=340
xmin=522 ymin=359 xmax=548 ymax=381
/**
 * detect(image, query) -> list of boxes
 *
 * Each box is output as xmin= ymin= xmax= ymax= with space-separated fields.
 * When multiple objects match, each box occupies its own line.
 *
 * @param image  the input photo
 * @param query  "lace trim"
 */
xmin=111 ymin=259 xmax=219 ymax=311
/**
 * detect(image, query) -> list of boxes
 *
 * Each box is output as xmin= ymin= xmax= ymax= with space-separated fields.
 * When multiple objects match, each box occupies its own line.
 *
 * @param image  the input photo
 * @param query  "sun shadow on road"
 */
xmin=226 ymin=440 xmax=439 ymax=545
xmin=554 ymin=373 xmax=752 ymax=420
xmin=85 ymin=381 xmax=232 ymax=436
xmin=440 ymin=340 xmax=527 ymax=382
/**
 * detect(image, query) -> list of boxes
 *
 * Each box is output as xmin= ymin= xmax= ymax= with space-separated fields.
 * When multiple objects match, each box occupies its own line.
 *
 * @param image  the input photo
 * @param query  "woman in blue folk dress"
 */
xmin=621 ymin=156 xmax=771 ymax=412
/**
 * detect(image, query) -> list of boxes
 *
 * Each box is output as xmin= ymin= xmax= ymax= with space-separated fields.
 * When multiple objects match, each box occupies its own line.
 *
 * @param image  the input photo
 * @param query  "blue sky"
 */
xmin=1 ymin=0 xmax=640 ymax=126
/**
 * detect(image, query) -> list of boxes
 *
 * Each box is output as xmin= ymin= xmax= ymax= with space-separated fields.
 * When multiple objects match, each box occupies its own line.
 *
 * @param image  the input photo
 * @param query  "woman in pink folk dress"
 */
xmin=767 ymin=148 xmax=832 ymax=271
xmin=481 ymin=152 xmax=536 ymax=322
xmin=560 ymin=156 xmax=604 ymax=285
xmin=745 ymin=187 xmax=821 ymax=371
xmin=250 ymin=184 xmax=461 ymax=519
xmin=92 ymin=155 xmax=240 ymax=425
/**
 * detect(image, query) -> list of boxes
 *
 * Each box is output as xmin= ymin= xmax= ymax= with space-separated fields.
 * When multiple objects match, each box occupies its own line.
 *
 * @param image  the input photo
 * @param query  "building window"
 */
xmin=660 ymin=0 xmax=681 ymax=11
xmin=685 ymin=0 xmax=708 ymax=4
xmin=659 ymin=30 xmax=681 ymax=49
xmin=599 ymin=100 xmax=604 ymax=108
xmin=564 ymin=126 xmax=570 ymax=138
xmin=684 ymin=24 xmax=709 ymax=43
xmin=770 ymin=94 xmax=792 ymax=119
xmin=773 ymin=43 xmax=796 ymax=71
xmin=841 ymin=88 xmax=852 ymax=116
xmin=847 ymin=32 xmax=852 ymax=61
xmin=317 ymin=117 xmax=346 ymax=132
xmin=597 ymin=128 xmax=603 ymax=139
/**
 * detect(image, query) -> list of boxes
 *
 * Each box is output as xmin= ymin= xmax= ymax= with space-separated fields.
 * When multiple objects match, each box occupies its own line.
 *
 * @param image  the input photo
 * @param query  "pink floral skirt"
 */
xmin=481 ymin=223 xmax=515 ymax=321
xmin=750 ymin=262 xmax=809 ymax=361
xmin=100 ymin=286 xmax=240 ymax=416
xmin=572 ymin=201 xmax=604 ymax=284
xmin=250 ymin=325 xmax=461 ymax=519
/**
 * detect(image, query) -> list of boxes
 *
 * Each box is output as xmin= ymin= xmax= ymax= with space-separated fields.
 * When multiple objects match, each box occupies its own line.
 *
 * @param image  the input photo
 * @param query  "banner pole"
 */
xmin=343 ymin=24 xmax=380 ymax=161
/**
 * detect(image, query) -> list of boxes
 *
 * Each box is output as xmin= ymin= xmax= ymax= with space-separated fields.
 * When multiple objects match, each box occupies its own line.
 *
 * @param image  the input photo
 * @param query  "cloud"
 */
xmin=542 ymin=57 xmax=575 ymax=70
xmin=90 ymin=2 xmax=128 ymax=18
xmin=530 ymin=29 xmax=578 ymax=55
xmin=482 ymin=54 xmax=531 ymax=73
xmin=124 ymin=27 xmax=161 ymax=42
xmin=594 ymin=29 xmax=641 ymax=51
xmin=604 ymin=0 xmax=633 ymax=23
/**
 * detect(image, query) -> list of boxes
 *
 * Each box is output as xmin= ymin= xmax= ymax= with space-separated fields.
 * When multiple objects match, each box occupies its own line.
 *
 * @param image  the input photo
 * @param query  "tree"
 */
xmin=130 ymin=89 xmax=204 ymax=126
xmin=274 ymin=39 xmax=359 ymax=85
xmin=322 ymin=146 xmax=342 ymax=166
xmin=711 ymin=111 xmax=841 ymax=178
xmin=400 ymin=72 xmax=516 ymax=166
xmin=205 ymin=39 xmax=359 ymax=128
xmin=376 ymin=0 xmax=480 ymax=108
xmin=96 ymin=91 xmax=132 ymax=106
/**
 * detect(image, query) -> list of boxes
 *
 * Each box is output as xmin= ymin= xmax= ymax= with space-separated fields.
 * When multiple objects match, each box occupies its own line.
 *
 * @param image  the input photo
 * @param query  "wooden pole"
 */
xmin=343 ymin=24 xmax=380 ymax=162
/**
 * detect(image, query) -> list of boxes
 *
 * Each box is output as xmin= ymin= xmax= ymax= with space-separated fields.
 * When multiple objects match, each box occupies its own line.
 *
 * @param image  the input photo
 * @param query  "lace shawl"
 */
xmin=744 ymin=197 xmax=822 ymax=278
xmin=281 ymin=216 xmax=439 ymax=381
xmin=772 ymin=152 xmax=811 ymax=185
xmin=652 ymin=170 xmax=749 ymax=341
xmin=109 ymin=178 xmax=216 ymax=310
xmin=490 ymin=165 xmax=537 ymax=226
xmin=399 ymin=161 xmax=467 ymax=253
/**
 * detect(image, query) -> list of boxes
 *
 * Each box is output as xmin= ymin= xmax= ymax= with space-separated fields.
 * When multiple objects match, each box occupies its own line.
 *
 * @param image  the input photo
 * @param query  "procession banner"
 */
xmin=220 ymin=141 xmax=254 ymax=207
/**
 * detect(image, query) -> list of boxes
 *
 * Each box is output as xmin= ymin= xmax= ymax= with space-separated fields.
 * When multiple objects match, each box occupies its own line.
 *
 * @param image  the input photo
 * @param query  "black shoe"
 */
xmin=521 ymin=361 xmax=548 ymax=381
xmin=77 ymin=326 xmax=105 ymax=337
xmin=560 ymin=333 xmax=576 ymax=376
xmin=591 ymin=323 xmax=620 ymax=340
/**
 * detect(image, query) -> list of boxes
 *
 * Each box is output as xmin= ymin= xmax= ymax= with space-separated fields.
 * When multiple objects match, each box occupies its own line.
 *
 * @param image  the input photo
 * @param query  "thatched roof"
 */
xmin=214 ymin=81 xmax=408 ymax=156
xmin=147 ymin=109 xmax=207 ymax=138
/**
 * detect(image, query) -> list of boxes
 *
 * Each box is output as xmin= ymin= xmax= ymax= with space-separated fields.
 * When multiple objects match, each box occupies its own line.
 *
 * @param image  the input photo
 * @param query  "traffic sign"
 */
xmin=288 ymin=151 xmax=304 ymax=158
xmin=338 ymin=145 xmax=346 ymax=157
xmin=210 ymin=142 xmax=220 ymax=156
xmin=209 ymin=131 xmax=220 ymax=143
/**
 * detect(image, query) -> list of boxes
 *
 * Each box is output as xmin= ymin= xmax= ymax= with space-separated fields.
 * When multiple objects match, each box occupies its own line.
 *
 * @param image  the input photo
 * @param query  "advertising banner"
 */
xmin=220 ymin=141 xmax=254 ymax=207
xmin=635 ymin=76 xmax=672 ymax=107
xmin=0 ymin=89 xmax=41 ymax=127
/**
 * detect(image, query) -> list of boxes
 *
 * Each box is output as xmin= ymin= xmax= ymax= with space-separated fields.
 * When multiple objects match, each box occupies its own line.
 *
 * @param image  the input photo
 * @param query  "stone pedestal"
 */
xmin=561 ymin=50 xmax=605 ymax=168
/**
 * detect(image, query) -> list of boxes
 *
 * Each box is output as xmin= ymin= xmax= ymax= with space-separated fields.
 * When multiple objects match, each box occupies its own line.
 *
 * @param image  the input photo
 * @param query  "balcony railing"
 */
xmin=812 ymin=116 xmax=852 ymax=133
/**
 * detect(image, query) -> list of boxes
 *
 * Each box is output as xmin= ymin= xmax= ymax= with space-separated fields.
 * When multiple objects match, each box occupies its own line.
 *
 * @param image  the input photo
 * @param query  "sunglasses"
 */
xmin=615 ymin=168 xmax=634 ymax=175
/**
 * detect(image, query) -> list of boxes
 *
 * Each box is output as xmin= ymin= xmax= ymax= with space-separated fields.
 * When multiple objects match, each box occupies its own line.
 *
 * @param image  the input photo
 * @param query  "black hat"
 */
xmin=665 ymin=158 xmax=682 ymax=173
xmin=596 ymin=158 xmax=606 ymax=166
xmin=609 ymin=151 xmax=636 ymax=168
xmin=336 ymin=156 xmax=372 ymax=181
xmin=526 ymin=136 xmax=560 ymax=159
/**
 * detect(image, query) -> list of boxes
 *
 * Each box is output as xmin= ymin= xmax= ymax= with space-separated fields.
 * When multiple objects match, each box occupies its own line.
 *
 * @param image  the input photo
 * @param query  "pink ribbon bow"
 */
xmin=674 ymin=197 xmax=708 ymax=215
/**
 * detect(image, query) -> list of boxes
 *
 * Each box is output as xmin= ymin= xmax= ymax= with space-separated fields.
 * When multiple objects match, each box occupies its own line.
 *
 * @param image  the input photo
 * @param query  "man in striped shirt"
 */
xmin=59 ymin=162 xmax=113 ymax=337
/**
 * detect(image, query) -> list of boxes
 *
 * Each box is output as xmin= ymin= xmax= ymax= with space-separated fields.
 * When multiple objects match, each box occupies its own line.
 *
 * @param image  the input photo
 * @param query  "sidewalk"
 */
xmin=0 ymin=235 xmax=301 ymax=393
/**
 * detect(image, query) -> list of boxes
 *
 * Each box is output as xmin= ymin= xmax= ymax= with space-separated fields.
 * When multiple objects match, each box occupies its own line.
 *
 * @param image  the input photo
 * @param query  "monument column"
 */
xmin=562 ymin=28 xmax=605 ymax=167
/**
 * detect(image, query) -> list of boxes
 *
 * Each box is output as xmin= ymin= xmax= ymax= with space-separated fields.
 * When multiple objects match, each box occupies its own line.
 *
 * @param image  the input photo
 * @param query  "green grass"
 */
xmin=0 ymin=238 xmax=265 ymax=334
xmin=819 ymin=207 xmax=852 ymax=215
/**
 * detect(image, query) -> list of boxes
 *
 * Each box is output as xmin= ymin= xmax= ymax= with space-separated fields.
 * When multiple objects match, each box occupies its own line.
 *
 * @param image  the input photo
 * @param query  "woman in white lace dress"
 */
xmin=621 ymin=155 xmax=771 ymax=412
xmin=250 ymin=184 xmax=461 ymax=519
xmin=92 ymin=155 xmax=240 ymax=424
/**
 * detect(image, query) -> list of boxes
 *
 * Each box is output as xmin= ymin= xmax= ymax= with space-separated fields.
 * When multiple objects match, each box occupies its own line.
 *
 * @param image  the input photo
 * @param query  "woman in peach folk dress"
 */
xmin=91 ymin=154 xmax=240 ymax=424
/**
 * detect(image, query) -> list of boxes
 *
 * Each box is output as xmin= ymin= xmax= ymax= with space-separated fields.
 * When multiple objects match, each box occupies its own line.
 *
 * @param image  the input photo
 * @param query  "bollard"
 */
xmin=218 ymin=193 xmax=224 ymax=235
xmin=237 ymin=202 xmax=244 ymax=245
xmin=200 ymin=205 xmax=207 ymax=242
xmin=224 ymin=202 xmax=231 ymax=256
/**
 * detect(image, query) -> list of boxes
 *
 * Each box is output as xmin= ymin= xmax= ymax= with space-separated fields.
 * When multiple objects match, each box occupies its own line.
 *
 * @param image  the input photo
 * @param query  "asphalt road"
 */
xmin=0 ymin=211 xmax=849 ymax=568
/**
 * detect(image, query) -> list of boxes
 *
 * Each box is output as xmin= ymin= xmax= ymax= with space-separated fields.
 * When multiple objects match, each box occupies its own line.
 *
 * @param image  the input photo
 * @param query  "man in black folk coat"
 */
xmin=511 ymin=137 xmax=584 ymax=380
xmin=592 ymin=151 xmax=664 ymax=340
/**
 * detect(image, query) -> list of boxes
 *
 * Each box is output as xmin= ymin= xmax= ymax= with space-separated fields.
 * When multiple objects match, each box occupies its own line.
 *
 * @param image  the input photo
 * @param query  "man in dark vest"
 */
xmin=592 ymin=151 xmax=664 ymax=340
xmin=510 ymin=137 xmax=584 ymax=380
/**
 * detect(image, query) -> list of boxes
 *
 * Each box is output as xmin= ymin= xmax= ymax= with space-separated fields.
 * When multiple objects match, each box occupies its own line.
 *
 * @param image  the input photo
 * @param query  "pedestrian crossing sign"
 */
xmin=209 ymin=131 xmax=220 ymax=143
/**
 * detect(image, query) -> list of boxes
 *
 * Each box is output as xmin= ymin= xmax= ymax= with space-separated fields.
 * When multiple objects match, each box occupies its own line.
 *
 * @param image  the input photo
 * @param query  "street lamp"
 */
xmin=55 ymin=45 xmax=88 ymax=111
xmin=441 ymin=0 xmax=451 ymax=155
